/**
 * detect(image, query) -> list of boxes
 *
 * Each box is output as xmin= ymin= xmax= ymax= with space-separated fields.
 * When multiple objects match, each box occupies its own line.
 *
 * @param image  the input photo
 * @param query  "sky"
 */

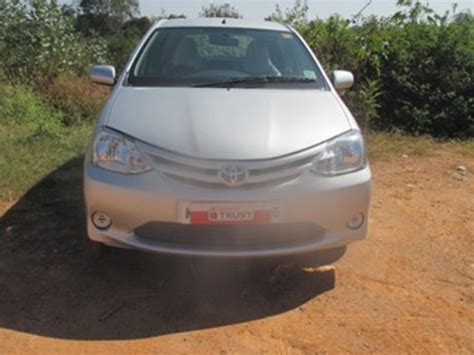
xmin=138 ymin=0 xmax=472 ymax=20
xmin=62 ymin=0 xmax=473 ymax=20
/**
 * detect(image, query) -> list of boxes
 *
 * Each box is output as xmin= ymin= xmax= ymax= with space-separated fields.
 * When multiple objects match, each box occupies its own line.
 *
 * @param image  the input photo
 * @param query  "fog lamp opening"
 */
xmin=92 ymin=212 xmax=112 ymax=230
xmin=346 ymin=213 xmax=364 ymax=230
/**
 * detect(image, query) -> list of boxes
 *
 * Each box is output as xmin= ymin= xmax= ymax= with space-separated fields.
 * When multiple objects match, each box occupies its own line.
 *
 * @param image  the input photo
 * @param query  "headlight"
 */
xmin=312 ymin=130 xmax=366 ymax=175
xmin=92 ymin=130 xmax=152 ymax=174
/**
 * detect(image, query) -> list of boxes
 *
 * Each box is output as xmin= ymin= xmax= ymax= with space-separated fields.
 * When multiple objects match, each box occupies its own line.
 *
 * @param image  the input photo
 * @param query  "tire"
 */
xmin=295 ymin=247 xmax=347 ymax=268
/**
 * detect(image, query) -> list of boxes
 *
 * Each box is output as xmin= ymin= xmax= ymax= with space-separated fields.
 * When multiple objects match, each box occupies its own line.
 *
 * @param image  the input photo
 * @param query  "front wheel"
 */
xmin=295 ymin=247 xmax=347 ymax=268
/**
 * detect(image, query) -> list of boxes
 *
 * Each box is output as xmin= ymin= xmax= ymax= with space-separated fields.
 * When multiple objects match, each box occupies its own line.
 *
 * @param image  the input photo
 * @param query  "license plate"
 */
xmin=178 ymin=202 xmax=282 ymax=225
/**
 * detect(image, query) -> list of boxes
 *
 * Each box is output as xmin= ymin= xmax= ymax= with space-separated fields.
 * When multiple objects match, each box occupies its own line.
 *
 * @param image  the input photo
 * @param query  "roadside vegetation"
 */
xmin=366 ymin=132 xmax=474 ymax=161
xmin=0 ymin=0 xmax=472 ymax=201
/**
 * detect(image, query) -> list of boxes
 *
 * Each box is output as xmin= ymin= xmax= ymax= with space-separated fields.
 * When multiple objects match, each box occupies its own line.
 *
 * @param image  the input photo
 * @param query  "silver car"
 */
xmin=85 ymin=18 xmax=371 ymax=260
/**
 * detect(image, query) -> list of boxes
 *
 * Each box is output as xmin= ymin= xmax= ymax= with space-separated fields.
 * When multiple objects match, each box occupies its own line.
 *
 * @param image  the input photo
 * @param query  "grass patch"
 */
xmin=44 ymin=75 xmax=110 ymax=125
xmin=445 ymin=139 xmax=474 ymax=158
xmin=0 ymin=123 xmax=94 ymax=201
xmin=366 ymin=132 xmax=474 ymax=161
xmin=366 ymin=132 xmax=437 ymax=160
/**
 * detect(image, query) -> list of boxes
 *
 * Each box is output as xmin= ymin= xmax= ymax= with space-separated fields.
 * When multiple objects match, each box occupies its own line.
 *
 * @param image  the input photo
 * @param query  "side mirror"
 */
xmin=331 ymin=70 xmax=354 ymax=90
xmin=90 ymin=65 xmax=116 ymax=86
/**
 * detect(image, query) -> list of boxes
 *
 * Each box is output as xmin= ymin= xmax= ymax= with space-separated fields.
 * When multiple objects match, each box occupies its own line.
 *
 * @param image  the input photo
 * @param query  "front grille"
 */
xmin=250 ymin=156 xmax=315 ymax=176
xmin=163 ymin=173 xmax=300 ymax=189
xmin=136 ymin=141 xmax=323 ymax=188
xmin=135 ymin=222 xmax=324 ymax=251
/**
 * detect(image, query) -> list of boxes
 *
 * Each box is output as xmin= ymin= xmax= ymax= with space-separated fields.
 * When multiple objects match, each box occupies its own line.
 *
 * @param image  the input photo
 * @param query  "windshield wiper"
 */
xmin=265 ymin=76 xmax=316 ymax=83
xmin=192 ymin=76 xmax=316 ymax=88
xmin=192 ymin=76 xmax=269 ymax=88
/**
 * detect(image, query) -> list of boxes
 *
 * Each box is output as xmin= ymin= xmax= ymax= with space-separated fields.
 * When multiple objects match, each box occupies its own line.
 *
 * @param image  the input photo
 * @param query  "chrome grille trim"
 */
xmin=136 ymin=141 xmax=326 ymax=187
xmin=163 ymin=173 xmax=300 ymax=189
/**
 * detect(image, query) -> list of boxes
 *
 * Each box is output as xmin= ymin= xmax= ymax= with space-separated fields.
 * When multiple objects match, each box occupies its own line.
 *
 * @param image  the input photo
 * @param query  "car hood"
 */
xmin=106 ymin=87 xmax=351 ymax=160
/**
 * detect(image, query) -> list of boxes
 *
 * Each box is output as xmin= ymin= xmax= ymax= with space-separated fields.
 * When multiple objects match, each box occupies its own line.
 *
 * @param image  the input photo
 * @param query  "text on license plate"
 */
xmin=178 ymin=202 xmax=282 ymax=225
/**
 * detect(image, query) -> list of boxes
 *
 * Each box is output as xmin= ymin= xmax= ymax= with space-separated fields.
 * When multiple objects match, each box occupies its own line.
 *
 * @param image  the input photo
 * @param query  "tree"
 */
xmin=149 ymin=9 xmax=186 ymax=21
xmin=265 ymin=0 xmax=308 ymax=28
xmin=76 ymin=0 xmax=141 ymax=37
xmin=200 ymin=3 xmax=242 ymax=19
xmin=0 ymin=0 xmax=108 ymax=84
xmin=123 ymin=16 xmax=152 ymax=34
xmin=107 ymin=16 xmax=152 ymax=69
xmin=167 ymin=13 xmax=186 ymax=19
xmin=79 ymin=0 xmax=139 ymax=21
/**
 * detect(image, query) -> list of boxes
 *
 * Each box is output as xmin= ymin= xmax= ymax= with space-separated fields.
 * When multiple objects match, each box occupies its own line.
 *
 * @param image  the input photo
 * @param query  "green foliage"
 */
xmin=200 ymin=3 xmax=242 ymax=19
xmin=76 ymin=13 xmax=123 ymax=37
xmin=0 ymin=0 xmax=108 ymax=84
xmin=265 ymin=0 xmax=309 ymax=29
xmin=302 ymin=16 xmax=360 ymax=73
xmin=376 ymin=7 xmax=474 ymax=138
xmin=296 ymin=1 xmax=473 ymax=138
xmin=79 ymin=0 xmax=139 ymax=22
xmin=106 ymin=16 xmax=152 ymax=69
xmin=344 ymin=79 xmax=382 ymax=132
xmin=0 ymin=84 xmax=65 ymax=136
xmin=76 ymin=0 xmax=144 ymax=38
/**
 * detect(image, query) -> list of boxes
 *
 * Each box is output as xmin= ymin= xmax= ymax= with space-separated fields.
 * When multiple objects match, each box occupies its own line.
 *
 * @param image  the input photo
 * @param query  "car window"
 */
xmin=129 ymin=27 xmax=328 ymax=89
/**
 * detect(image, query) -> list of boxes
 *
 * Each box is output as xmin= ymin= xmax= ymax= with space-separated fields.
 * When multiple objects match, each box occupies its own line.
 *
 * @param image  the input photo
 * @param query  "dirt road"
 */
xmin=0 ymin=153 xmax=473 ymax=354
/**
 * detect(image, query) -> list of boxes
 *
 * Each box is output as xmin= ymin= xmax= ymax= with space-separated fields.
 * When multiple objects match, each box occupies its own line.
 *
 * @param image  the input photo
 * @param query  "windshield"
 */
xmin=128 ymin=27 xmax=328 ymax=89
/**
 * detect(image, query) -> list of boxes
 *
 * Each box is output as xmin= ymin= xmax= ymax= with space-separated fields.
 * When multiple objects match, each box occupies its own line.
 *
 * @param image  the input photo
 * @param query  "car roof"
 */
xmin=155 ymin=18 xmax=291 ymax=32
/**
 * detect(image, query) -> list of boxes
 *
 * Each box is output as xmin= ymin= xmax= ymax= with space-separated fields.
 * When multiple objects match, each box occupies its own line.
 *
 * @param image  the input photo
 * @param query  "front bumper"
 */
xmin=84 ymin=159 xmax=372 ymax=257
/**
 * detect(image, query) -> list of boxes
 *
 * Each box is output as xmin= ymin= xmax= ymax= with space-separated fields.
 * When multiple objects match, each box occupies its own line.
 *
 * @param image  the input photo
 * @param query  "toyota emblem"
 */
xmin=218 ymin=165 xmax=249 ymax=186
